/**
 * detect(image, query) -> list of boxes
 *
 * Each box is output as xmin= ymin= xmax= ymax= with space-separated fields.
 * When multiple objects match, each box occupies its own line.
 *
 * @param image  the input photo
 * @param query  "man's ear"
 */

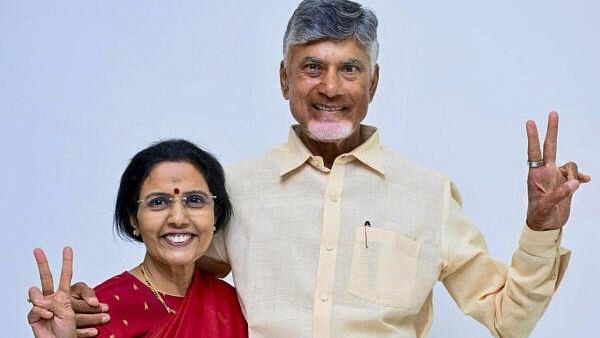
xmin=368 ymin=64 xmax=379 ymax=102
xmin=279 ymin=60 xmax=290 ymax=100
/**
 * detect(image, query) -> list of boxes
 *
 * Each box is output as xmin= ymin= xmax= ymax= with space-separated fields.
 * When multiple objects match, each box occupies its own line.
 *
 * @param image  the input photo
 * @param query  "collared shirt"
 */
xmin=207 ymin=125 xmax=570 ymax=338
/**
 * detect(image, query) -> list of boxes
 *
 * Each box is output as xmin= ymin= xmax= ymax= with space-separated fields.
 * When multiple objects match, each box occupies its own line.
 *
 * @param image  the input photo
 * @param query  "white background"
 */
xmin=1 ymin=1 xmax=598 ymax=337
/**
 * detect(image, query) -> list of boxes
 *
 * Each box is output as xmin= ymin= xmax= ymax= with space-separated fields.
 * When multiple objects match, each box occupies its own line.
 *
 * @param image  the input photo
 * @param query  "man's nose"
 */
xmin=318 ymin=70 xmax=342 ymax=98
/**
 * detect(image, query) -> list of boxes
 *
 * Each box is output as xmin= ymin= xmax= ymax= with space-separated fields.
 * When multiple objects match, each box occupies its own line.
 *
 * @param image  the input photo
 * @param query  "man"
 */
xmin=71 ymin=0 xmax=590 ymax=337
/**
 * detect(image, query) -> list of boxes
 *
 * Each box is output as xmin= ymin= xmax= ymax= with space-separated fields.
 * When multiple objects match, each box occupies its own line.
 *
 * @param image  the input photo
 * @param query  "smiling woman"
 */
xmin=26 ymin=140 xmax=248 ymax=338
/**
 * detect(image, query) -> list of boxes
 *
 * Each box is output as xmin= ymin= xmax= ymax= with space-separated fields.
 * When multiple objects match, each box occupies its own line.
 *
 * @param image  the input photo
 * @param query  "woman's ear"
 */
xmin=130 ymin=215 xmax=140 ymax=237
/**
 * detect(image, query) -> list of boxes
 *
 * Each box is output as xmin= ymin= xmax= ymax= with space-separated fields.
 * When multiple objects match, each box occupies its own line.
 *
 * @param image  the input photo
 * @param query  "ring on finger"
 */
xmin=528 ymin=159 xmax=544 ymax=168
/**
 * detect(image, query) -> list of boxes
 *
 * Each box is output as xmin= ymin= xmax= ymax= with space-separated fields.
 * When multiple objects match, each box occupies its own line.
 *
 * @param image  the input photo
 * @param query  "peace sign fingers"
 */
xmin=542 ymin=111 xmax=559 ymax=165
xmin=58 ymin=247 xmax=73 ymax=295
xmin=34 ymin=248 xmax=55 ymax=296
xmin=526 ymin=119 xmax=542 ymax=163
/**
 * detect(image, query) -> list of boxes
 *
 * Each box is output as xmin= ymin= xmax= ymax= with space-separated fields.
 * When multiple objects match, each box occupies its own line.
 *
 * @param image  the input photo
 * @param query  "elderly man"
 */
xmin=72 ymin=0 xmax=589 ymax=337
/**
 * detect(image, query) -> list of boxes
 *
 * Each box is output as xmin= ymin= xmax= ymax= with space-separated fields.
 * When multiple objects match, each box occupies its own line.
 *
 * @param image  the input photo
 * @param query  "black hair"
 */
xmin=114 ymin=139 xmax=232 ymax=242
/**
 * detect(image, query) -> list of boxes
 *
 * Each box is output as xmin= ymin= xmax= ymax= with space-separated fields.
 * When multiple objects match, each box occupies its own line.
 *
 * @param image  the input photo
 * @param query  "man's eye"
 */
xmin=304 ymin=63 xmax=321 ymax=72
xmin=185 ymin=194 xmax=210 ymax=208
xmin=342 ymin=65 xmax=358 ymax=73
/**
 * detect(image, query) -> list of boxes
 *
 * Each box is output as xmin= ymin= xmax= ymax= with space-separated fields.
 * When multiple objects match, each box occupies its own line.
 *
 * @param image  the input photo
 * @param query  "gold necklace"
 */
xmin=139 ymin=263 xmax=176 ymax=314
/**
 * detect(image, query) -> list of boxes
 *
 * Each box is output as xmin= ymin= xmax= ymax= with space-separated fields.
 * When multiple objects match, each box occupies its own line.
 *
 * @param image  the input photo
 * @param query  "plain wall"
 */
xmin=2 ymin=0 xmax=598 ymax=336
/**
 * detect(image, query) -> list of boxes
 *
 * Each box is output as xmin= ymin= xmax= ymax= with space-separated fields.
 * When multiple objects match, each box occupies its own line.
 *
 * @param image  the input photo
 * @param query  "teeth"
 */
xmin=164 ymin=233 xmax=192 ymax=243
xmin=315 ymin=105 xmax=343 ymax=111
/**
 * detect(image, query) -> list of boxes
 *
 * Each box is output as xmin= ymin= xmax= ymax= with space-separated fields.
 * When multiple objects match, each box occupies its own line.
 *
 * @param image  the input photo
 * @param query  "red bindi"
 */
xmin=174 ymin=188 xmax=180 ymax=195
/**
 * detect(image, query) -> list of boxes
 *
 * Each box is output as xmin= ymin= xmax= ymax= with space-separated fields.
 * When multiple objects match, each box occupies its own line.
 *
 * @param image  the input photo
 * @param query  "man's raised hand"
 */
xmin=525 ymin=112 xmax=591 ymax=231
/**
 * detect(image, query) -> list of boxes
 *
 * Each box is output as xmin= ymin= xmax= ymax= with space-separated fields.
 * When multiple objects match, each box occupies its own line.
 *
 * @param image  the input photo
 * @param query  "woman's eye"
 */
xmin=185 ymin=194 xmax=209 ymax=208
xmin=147 ymin=197 xmax=169 ymax=209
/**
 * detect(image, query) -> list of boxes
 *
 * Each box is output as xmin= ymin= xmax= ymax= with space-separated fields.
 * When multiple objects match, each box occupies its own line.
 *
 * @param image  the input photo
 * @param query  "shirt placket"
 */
xmin=312 ymin=156 xmax=350 ymax=338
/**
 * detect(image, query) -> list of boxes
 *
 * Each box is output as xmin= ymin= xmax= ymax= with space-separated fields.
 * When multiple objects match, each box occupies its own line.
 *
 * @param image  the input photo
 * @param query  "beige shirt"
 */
xmin=208 ymin=125 xmax=570 ymax=338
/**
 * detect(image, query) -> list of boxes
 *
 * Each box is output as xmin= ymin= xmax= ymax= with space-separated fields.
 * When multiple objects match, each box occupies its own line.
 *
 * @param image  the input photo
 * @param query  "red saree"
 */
xmin=95 ymin=270 xmax=247 ymax=338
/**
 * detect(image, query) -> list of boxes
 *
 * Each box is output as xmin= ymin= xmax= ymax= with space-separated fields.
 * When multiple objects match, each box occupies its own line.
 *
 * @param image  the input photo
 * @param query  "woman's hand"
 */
xmin=27 ymin=247 xmax=77 ymax=338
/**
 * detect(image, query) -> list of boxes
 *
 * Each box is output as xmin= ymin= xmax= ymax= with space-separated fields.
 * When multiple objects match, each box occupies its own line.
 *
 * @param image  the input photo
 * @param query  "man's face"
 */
xmin=280 ymin=39 xmax=379 ymax=143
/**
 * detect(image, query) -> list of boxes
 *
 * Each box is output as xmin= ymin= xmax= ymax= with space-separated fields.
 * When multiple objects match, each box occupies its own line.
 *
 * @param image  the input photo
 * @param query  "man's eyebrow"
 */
xmin=299 ymin=56 xmax=323 ymax=64
xmin=341 ymin=58 xmax=364 ymax=66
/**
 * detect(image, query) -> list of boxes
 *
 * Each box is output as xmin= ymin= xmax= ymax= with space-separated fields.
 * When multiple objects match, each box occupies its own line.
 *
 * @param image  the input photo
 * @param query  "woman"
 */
xmin=27 ymin=139 xmax=248 ymax=338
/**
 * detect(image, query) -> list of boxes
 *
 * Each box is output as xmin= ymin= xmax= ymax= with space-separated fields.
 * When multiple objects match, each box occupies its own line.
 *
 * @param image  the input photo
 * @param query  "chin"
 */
xmin=161 ymin=253 xmax=201 ymax=268
xmin=306 ymin=121 xmax=355 ymax=142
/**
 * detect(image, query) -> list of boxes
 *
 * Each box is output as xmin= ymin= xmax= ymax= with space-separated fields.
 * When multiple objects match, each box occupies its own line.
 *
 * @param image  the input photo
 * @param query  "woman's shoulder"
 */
xmin=93 ymin=272 xmax=170 ymax=337
xmin=94 ymin=271 xmax=139 ymax=294
xmin=93 ymin=271 xmax=153 ymax=312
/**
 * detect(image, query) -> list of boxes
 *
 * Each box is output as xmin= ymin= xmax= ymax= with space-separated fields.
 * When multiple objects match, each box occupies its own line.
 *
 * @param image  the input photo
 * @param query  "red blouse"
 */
xmin=94 ymin=270 xmax=247 ymax=338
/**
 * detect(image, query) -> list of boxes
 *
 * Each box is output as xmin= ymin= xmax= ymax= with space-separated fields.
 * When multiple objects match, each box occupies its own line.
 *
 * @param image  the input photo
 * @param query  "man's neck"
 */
xmin=299 ymin=127 xmax=363 ymax=169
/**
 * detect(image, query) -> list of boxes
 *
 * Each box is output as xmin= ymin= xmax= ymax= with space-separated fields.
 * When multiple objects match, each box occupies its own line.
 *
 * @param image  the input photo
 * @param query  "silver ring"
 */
xmin=528 ymin=160 xmax=544 ymax=168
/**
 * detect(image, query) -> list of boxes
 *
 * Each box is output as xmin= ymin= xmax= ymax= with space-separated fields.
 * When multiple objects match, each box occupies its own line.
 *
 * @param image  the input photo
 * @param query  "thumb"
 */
xmin=544 ymin=179 xmax=579 ymax=205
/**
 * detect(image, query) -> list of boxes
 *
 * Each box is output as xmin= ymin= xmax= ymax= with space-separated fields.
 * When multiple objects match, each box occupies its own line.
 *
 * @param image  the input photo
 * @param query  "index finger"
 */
xmin=33 ymin=248 xmax=54 ymax=296
xmin=543 ymin=111 xmax=559 ymax=164
xmin=526 ymin=120 xmax=542 ymax=161
xmin=58 ymin=246 xmax=73 ymax=293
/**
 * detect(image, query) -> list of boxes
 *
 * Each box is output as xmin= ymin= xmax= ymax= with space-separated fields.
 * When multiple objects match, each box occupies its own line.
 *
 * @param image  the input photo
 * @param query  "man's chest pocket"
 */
xmin=348 ymin=226 xmax=420 ymax=309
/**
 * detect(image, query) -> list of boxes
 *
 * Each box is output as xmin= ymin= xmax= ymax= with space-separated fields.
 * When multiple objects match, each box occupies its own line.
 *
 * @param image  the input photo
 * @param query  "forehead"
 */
xmin=141 ymin=161 xmax=208 ymax=192
xmin=287 ymin=38 xmax=370 ymax=64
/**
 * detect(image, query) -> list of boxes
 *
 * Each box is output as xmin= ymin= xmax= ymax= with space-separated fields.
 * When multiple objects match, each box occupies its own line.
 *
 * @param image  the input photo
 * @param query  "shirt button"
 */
xmin=329 ymin=195 xmax=338 ymax=202
xmin=326 ymin=244 xmax=334 ymax=252
xmin=320 ymin=294 xmax=329 ymax=302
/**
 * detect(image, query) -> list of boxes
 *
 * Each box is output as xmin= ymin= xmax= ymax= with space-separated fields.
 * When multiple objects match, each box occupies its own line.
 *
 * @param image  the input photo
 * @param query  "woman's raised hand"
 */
xmin=27 ymin=247 xmax=77 ymax=338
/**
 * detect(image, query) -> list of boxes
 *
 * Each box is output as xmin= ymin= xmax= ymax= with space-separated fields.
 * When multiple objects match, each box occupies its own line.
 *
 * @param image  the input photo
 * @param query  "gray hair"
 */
xmin=283 ymin=0 xmax=379 ymax=69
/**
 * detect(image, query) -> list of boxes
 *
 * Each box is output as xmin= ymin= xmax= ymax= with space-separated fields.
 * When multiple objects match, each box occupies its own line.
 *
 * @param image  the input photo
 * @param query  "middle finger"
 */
xmin=58 ymin=247 xmax=74 ymax=293
xmin=543 ymin=111 xmax=559 ymax=164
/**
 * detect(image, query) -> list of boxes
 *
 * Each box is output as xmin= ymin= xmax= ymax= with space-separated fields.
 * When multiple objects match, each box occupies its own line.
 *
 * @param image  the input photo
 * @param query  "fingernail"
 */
xmin=100 ymin=303 xmax=109 ymax=312
xmin=102 ymin=314 xmax=110 ymax=323
xmin=567 ymin=179 xmax=579 ymax=191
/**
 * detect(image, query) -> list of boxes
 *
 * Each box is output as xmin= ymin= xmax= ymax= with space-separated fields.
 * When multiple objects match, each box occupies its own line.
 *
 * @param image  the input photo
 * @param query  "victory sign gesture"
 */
xmin=526 ymin=112 xmax=591 ymax=231
xmin=27 ymin=247 xmax=77 ymax=338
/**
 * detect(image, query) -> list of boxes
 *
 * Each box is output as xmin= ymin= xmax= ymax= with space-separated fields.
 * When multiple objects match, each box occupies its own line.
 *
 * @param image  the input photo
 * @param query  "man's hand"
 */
xmin=196 ymin=256 xmax=231 ymax=278
xmin=70 ymin=283 xmax=110 ymax=337
xmin=525 ymin=111 xmax=591 ymax=231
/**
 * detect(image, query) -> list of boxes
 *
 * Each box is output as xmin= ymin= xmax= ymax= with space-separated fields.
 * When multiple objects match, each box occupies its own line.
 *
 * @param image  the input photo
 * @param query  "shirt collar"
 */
xmin=279 ymin=124 xmax=386 ymax=176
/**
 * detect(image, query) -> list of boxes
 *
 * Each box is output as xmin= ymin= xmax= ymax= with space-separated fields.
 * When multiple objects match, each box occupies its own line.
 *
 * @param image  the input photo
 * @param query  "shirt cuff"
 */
xmin=519 ymin=224 xmax=563 ymax=259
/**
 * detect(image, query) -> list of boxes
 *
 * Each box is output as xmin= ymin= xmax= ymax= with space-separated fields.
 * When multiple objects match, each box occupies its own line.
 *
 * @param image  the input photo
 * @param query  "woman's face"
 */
xmin=133 ymin=161 xmax=215 ymax=268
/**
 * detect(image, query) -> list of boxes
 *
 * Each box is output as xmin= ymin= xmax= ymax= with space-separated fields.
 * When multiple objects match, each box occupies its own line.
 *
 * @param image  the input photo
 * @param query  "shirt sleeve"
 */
xmin=439 ymin=182 xmax=571 ymax=338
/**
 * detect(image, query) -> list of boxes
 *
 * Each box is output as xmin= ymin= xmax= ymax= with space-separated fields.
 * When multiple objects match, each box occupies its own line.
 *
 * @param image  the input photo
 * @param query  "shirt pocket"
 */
xmin=348 ymin=226 xmax=420 ymax=309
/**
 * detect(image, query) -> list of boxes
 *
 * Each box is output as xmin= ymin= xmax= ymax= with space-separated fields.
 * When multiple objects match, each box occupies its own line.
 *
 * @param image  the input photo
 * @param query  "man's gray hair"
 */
xmin=283 ymin=0 xmax=379 ymax=69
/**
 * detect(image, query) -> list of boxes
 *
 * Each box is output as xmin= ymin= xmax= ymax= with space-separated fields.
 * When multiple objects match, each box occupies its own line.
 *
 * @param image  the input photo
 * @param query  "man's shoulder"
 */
xmin=225 ymin=144 xmax=286 ymax=177
xmin=380 ymin=145 xmax=449 ymax=182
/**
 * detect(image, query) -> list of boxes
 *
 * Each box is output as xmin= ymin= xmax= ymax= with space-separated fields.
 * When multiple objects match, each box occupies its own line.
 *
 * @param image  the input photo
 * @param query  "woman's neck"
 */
xmin=132 ymin=254 xmax=195 ymax=297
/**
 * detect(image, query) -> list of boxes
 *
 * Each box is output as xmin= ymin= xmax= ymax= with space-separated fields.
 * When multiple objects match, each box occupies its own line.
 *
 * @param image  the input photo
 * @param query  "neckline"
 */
xmin=124 ymin=270 xmax=186 ymax=299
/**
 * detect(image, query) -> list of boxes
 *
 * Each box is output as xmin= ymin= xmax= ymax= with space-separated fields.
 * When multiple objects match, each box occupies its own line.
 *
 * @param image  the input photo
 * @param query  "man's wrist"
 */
xmin=519 ymin=224 xmax=563 ymax=258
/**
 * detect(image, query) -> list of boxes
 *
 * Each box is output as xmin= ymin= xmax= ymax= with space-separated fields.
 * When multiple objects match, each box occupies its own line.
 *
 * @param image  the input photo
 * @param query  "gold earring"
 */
xmin=133 ymin=229 xmax=140 ymax=236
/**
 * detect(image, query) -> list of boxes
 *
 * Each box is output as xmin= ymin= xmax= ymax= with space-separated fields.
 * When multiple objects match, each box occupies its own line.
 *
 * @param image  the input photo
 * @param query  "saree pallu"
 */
xmin=147 ymin=270 xmax=248 ymax=338
xmin=95 ymin=270 xmax=247 ymax=338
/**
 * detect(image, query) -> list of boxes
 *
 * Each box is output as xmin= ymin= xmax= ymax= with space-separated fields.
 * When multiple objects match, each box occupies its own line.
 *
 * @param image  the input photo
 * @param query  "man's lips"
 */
xmin=313 ymin=104 xmax=346 ymax=112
